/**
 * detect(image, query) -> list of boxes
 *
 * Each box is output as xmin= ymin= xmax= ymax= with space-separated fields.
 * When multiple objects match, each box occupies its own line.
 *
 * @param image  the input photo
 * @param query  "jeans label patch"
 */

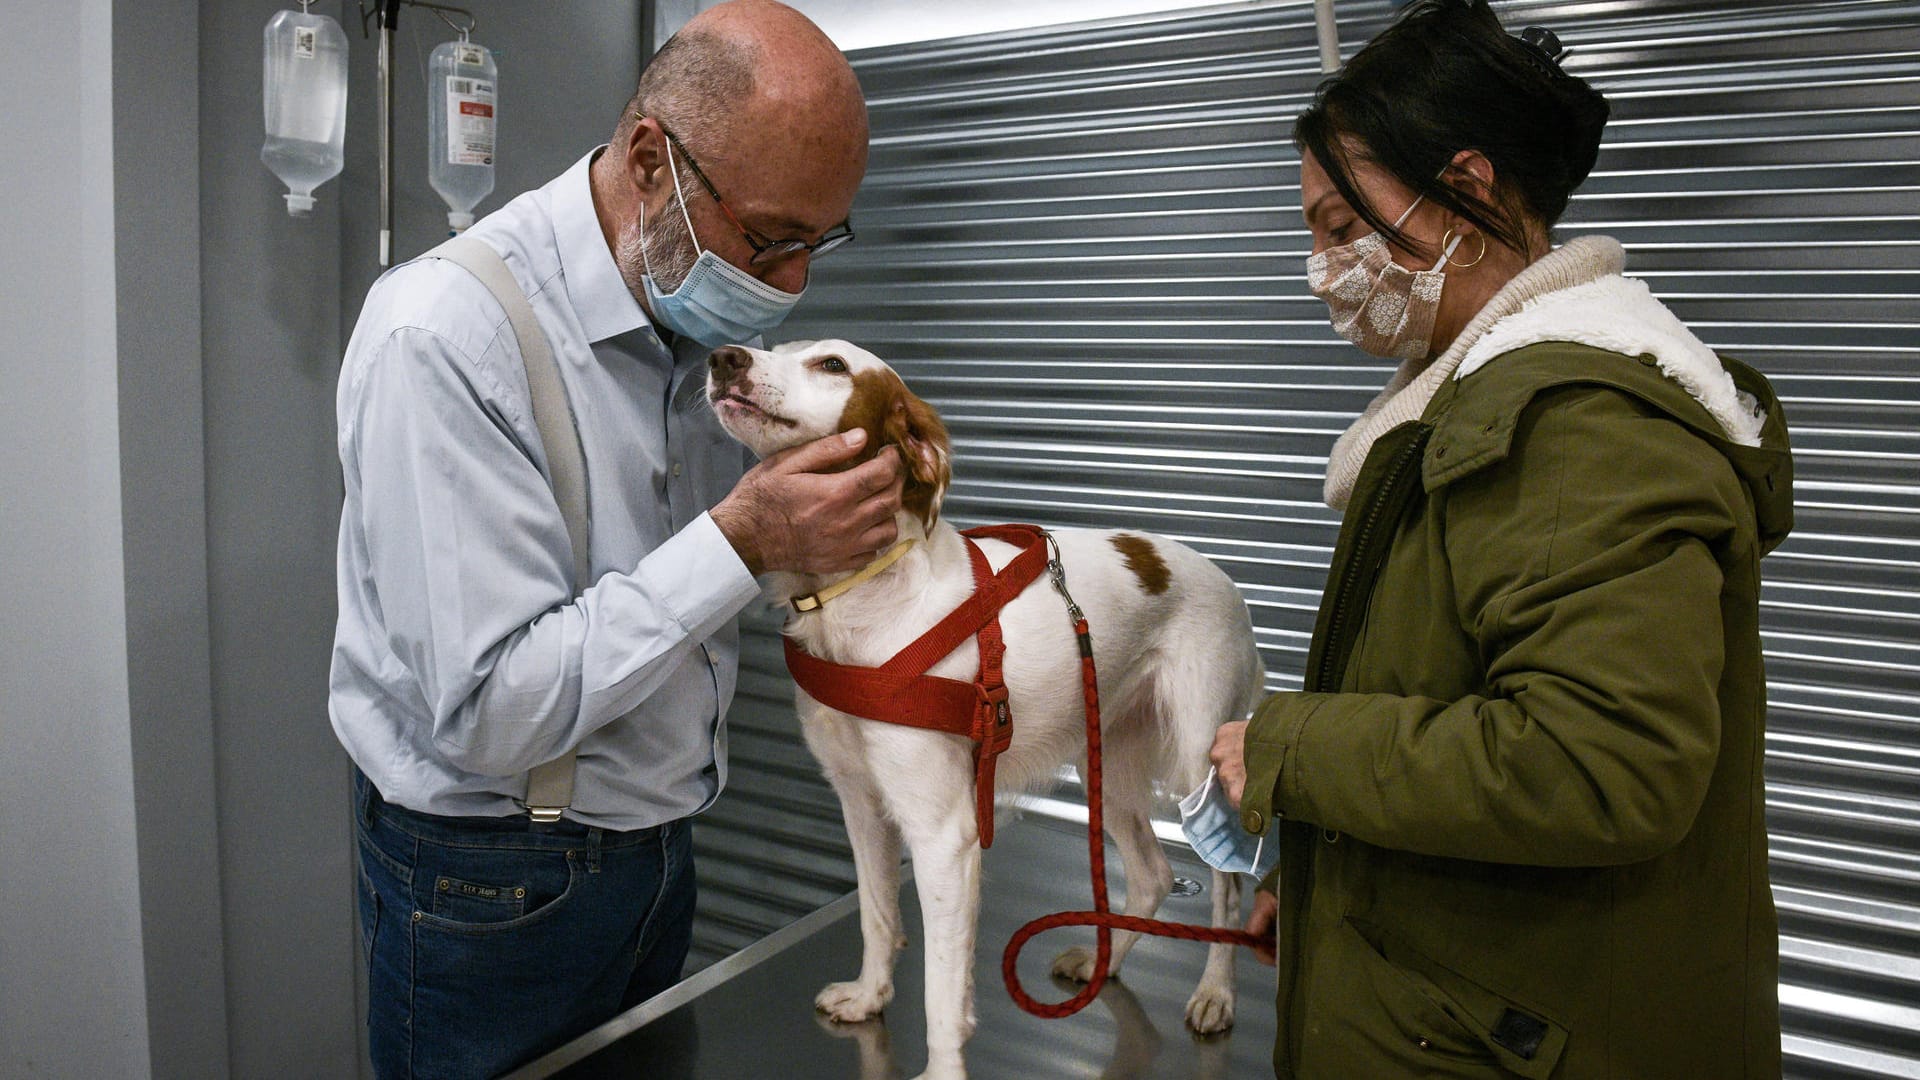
xmin=431 ymin=875 xmax=527 ymax=922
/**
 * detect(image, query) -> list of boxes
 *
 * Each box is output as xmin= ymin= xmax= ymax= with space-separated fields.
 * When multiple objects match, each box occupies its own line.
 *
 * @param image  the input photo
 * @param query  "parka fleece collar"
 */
xmin=1422 ymin=344 xmax=1794 ymax=554
xmin=1458 ymin=272 xmax=1769 ymax=446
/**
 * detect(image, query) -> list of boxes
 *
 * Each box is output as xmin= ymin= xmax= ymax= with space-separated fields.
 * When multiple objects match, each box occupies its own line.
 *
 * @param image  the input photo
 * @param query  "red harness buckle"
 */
xmin=974 ymin=683 xmax=1012 ymax=749
xmin=972 ymin=681 xmax=1013 ymax=848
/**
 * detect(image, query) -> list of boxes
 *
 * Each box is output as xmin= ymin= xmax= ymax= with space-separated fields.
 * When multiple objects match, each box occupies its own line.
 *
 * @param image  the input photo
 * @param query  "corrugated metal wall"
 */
xmin=690 ymin=2 xmax=1920 ymax=1076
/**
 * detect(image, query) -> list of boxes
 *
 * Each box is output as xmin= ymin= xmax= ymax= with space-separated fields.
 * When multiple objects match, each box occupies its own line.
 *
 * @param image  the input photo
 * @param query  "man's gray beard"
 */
xmin=617 ymin=190 xmax=699 ymax=299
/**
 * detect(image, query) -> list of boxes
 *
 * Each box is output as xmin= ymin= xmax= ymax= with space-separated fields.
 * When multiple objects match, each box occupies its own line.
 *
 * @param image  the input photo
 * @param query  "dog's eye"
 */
xmin=819 ymin=356 xmax=849 ymax=374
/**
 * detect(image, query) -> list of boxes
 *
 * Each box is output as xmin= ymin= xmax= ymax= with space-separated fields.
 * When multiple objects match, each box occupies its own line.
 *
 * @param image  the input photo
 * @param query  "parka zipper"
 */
xmin=1282 ymin=421 xmax=1432 ymax=1071
xmin=1314 ymin=423 xmax=1430 ymax=694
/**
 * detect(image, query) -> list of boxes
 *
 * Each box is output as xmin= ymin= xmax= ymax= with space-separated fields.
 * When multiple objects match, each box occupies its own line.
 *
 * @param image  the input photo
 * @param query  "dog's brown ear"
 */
xmin=882 ymin=384 xmax=951 ymax=530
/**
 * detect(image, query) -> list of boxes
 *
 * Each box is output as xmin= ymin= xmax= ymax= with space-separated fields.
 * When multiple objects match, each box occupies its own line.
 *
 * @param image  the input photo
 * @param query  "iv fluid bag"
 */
xmin=261 ymin=9 xmax=347 ymax=217
xmin=429 ymin=41 xmax=498 ymax=232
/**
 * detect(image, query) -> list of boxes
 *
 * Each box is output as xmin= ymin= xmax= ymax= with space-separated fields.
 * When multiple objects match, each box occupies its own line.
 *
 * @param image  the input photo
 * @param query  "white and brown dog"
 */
xmin=707 ymin=339 xmax=1265 ymax=1080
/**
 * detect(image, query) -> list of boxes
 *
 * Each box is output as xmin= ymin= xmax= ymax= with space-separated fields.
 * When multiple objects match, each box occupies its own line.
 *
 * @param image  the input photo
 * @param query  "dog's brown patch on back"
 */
xmin=1110 ymin=534 xmax=1171 ymax=595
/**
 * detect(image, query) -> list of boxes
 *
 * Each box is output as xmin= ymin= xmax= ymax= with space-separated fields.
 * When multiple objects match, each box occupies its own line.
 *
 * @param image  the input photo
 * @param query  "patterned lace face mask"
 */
xmin=1305 ymin=195 xmax=1462 ymax=360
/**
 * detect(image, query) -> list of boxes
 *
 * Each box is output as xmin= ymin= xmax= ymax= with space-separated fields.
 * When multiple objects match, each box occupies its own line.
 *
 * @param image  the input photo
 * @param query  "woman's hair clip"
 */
xmin=1517 ymin=25 xmax=1569 ymax=74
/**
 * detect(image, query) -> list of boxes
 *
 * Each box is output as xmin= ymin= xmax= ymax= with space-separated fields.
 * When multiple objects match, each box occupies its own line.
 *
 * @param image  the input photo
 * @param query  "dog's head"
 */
xmin=706 ymin=339 xmax=951 ymax=529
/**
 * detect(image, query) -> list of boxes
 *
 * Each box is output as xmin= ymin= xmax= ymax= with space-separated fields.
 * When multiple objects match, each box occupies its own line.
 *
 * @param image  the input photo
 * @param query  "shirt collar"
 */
xmin=550 ymin=146 xmax=652 ymax=344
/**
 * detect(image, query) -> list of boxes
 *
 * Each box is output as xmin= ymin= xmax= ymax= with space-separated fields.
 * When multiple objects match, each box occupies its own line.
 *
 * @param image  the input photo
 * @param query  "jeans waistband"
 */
xmin=354 ymin=770 xmax=672 ymax=850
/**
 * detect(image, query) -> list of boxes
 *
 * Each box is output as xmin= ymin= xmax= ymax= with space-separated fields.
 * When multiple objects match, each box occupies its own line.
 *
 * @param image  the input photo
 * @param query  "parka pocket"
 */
xmin=1346 ymin=915 xmax=1570 ymax=1080
xmin=1305 ymin=916 xmax=1496 ymax=1075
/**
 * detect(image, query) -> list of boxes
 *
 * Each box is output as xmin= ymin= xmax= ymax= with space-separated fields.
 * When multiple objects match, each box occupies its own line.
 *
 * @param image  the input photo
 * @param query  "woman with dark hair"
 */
xmin=1206 ymin=1 xmax=1793 ymax=1075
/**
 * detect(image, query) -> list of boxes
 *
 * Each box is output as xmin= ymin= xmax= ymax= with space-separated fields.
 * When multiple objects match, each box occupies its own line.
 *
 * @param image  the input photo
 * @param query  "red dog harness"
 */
xmin=785 ymin=520 xmax=1273 ymax=1021
xmin=784 ymin=524 xmax=1050 ymax=849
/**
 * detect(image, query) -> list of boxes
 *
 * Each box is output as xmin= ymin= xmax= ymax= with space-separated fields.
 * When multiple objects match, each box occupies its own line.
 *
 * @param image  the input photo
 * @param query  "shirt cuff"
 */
xmin=635 ymin=511 xmax=761 ymax=641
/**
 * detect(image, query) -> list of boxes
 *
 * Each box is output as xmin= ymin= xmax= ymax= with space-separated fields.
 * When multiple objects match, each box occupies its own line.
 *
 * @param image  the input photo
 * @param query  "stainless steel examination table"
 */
xmin=508 ymin=815 xmax=1278 ymax=1079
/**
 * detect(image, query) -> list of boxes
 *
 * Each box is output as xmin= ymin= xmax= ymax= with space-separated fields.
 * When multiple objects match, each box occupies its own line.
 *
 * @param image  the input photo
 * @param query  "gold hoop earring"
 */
xmin=1442 ymin=228 xmax=1488 ymax=268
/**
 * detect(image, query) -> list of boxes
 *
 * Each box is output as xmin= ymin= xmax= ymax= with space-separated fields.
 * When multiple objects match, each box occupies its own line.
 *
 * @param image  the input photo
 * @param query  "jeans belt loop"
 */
xmin=586 ymin=825 xmax=604 ymax=873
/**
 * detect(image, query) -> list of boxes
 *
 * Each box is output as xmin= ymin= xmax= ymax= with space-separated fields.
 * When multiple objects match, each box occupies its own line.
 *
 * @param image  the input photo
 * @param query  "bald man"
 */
xmin=331 ymin=4 xmax=896 ymax=1074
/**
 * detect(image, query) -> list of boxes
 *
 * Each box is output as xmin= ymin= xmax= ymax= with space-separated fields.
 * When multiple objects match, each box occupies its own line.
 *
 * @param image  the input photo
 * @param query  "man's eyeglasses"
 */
xmin=654 ymin=122 xmax=855 ymax=265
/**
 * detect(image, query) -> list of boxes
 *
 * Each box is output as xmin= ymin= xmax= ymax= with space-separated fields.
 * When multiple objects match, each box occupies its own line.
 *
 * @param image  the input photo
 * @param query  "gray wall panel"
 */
xmin=691 ymin=3 xmax=1920 ymax=1076
xmin=0 ymin=3 xmax=152 ymax=1075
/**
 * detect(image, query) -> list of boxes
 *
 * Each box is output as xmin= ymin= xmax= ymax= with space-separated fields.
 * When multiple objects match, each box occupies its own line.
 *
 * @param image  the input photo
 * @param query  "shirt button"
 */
xmin=671 ymin=462 xmax=683 ymax=477
xmin=1244 ymin=809 xmax=1266 ymax=833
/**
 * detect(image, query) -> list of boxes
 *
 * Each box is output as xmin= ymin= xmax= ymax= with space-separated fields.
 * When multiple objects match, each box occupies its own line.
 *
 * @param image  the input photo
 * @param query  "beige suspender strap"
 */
xmin=426 ymin=236 xmax=586 ymax=823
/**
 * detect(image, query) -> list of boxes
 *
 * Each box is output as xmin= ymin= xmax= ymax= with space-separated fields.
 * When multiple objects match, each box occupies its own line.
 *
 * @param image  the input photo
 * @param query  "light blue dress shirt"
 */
xmin=330 ymin=149 xmax=761 ymax=830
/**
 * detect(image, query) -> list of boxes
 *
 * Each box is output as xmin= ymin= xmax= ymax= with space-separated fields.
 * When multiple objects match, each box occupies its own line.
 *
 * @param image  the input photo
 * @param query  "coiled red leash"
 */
xmin=1001 ymin=533 xmax=1272 ymax=1019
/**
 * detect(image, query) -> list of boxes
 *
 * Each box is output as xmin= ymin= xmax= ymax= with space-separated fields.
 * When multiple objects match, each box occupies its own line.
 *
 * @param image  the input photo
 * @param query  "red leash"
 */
xmin=1000 ymin=536 xmax=1271 ymax=1020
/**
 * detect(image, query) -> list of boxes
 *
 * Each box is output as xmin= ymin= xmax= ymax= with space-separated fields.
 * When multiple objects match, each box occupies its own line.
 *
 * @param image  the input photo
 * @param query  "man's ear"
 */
xmin=623 ymin=117 xmax=673 ymax=197
xmin=882 ymin=386 xmax=951 ymax=529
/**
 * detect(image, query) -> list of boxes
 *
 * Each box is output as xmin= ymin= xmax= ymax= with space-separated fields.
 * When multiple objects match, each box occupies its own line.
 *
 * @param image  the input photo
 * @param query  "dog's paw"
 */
xmin=1049 ymin=945 xmax=1102 ymax=984
xmin=1184 ymin=982 xmax=1236 ymax=1035
xmin=814 ymin=980 xmax=892 ymax=1023
xmin=909 ymin=1053 xmax=968 ymax=1080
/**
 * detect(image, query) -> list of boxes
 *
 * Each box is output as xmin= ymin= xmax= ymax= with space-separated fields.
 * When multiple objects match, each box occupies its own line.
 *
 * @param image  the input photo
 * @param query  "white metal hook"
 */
xmin=430 ymin=4 xmax=477 ymax=41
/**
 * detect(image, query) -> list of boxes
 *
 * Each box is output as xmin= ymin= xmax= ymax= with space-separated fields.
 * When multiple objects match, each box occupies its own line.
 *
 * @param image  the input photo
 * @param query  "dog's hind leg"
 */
xmin=1184 ymin=868 xmax=1240 ymax=1034
xmin=1051 ymin=725 xmax=1173 ymax=984
xmin=814 ymin=763 xmax=906 ymax=1023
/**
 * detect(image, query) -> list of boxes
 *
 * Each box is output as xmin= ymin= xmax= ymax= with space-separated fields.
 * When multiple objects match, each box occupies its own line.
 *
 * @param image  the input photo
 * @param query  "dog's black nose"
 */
xmin=707 ymin=346 xmax=753 ymax=379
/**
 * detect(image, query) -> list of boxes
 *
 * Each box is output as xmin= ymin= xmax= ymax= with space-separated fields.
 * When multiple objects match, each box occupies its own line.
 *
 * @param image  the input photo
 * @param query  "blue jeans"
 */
xmin=354 ymin=772 xmax=696 ymax=1079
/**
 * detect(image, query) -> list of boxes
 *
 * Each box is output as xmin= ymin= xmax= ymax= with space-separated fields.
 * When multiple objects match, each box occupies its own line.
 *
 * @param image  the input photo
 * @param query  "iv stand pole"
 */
xmin=1314 ymin=0 xmax=1340 ymax=74
xmin=377 ymin=0 xmax=401 ymax=268
xmin=361 ymin=0 xmax=476 ymax=267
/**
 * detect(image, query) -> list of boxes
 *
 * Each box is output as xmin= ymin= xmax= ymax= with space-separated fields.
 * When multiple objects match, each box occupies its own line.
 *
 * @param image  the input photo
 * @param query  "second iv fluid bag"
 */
xmin=429 ymin=38 xmax=498 ymax=232
xmin=262 ymin=6 xmax=347 ymax=216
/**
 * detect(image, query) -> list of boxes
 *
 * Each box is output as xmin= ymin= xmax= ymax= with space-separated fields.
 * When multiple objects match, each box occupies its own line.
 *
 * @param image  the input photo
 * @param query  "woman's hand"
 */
xmin=1245 ymin=887 xmax=1279 ymax=966
xmin=1209 ymin=720 xmax=1250 ymax=807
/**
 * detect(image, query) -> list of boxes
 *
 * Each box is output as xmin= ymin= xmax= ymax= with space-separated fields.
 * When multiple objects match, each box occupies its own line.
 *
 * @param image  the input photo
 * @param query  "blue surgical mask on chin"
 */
xmin=1178 ymin=766 xmax=1278 ymax=878
xmin=639 ymin=139 xmax=805 ymax=348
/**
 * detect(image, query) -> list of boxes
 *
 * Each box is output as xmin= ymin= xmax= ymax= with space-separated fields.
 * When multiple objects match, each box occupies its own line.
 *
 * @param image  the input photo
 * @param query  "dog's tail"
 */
xmin=1151 ymin=632 xmax=1265 ymax=796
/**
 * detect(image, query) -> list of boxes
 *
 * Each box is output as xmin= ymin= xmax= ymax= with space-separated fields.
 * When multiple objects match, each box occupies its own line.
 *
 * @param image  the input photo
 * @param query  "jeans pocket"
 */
xmin=358 ymin=862 xmax=381 ymax=969
xmin=413 ymin=848 xmax=579 ymax=935
xmin=430 ymin=873 xmax=529 ymax=923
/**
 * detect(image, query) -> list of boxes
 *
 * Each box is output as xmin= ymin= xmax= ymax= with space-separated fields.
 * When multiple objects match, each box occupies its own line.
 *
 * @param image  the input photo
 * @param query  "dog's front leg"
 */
xmin=902 ymin=817 xmax=980 ymax=1080
xmin=816 ymin=772 xmax=905 ymax=1022
xmin=875 ymin=735 xmax=981 ymax=1080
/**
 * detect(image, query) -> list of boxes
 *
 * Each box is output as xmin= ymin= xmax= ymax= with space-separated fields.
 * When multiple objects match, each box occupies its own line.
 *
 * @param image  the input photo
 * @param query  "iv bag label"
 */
xmin=294 ymin=27 xmax=316 ymax=59
xmin=446 ymin=79 xmax=496 ymax=166
xmin=458 ymin=45 xmax=486 ymax=67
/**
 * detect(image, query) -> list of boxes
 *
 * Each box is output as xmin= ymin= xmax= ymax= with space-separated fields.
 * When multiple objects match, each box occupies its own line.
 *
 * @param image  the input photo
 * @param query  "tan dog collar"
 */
xmin=790 ymin=539 xmax=918 ymax=613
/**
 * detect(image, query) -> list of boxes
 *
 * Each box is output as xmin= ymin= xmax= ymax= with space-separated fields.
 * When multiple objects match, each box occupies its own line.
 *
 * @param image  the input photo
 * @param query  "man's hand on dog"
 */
xmin=713 ymin=429 xmax=905 ymax=576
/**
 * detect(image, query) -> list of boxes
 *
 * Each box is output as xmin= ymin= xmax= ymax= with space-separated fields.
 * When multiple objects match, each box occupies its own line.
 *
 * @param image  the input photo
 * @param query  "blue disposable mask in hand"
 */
xmin=639 ymin=139 xmax=805 ymax=347
xmin=1178 ymin=766 xmax=1278 ymax=878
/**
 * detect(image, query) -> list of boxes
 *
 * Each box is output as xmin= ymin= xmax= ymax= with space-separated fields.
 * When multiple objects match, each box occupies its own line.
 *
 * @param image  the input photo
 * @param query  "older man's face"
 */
xmin=659 ymin=110 xmax=867 ymax=297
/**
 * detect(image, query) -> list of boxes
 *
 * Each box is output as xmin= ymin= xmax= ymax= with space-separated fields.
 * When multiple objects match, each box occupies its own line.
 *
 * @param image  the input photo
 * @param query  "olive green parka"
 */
xmin=1243 ymin=337 xmax=1793 ymax=1079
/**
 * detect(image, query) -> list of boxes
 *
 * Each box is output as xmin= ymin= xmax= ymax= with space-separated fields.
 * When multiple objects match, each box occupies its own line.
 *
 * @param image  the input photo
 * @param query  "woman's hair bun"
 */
xmin=1539 ymin=37 xmax=1610 ymax=192
xmin=1519 ymin=26 xmax=1566 ymax=67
